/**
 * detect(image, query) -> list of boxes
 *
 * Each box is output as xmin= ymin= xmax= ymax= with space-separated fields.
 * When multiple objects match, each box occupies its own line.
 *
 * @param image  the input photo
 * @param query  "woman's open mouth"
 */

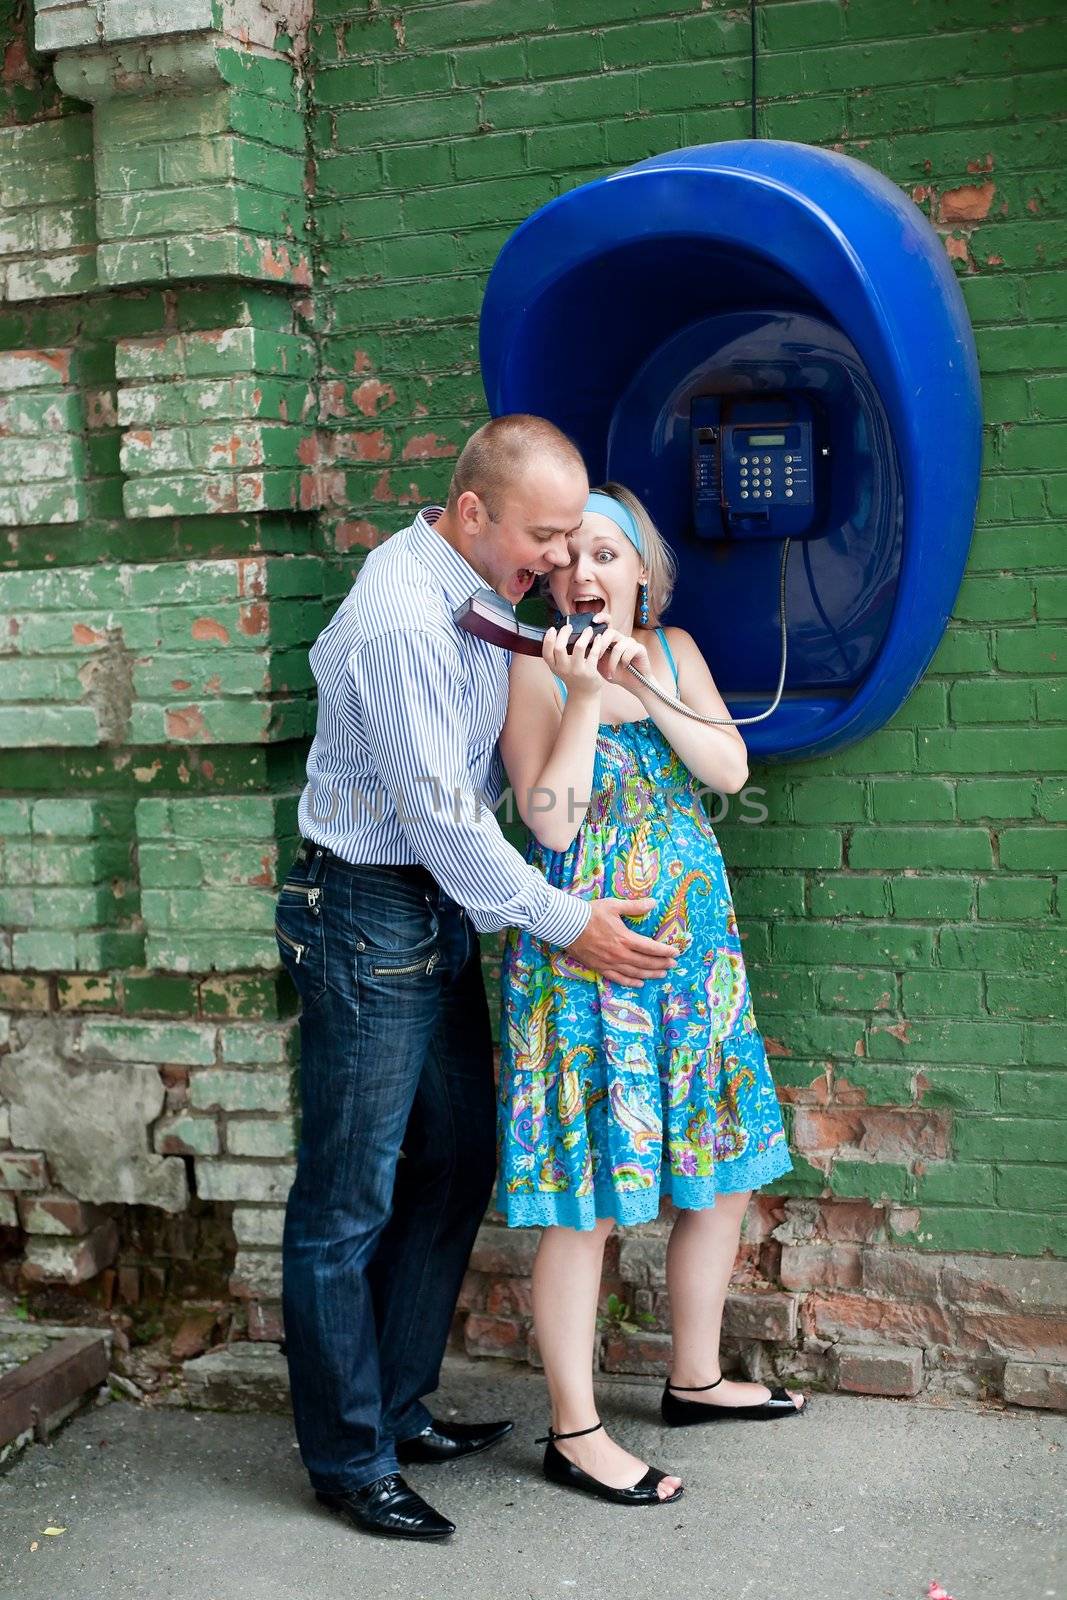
xmin=570 ymin=597 xmax=604 ymax=615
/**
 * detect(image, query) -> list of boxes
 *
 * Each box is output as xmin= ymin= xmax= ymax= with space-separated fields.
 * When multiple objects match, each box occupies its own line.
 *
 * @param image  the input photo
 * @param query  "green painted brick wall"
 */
xmin=0 ymin=0 xmax=1063 ymax=1336
xmin=305 ymin=0 xmax=1067 ymax=1261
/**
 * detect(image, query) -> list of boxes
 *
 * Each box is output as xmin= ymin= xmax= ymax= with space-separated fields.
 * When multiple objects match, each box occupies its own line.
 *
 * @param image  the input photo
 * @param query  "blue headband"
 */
xmin=584 ymin=492 xmax=644 ymax=559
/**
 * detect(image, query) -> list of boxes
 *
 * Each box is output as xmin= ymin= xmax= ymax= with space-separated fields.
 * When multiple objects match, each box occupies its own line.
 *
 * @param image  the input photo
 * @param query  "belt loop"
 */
xmin=303 ymin=839 xmax=326 ymax=885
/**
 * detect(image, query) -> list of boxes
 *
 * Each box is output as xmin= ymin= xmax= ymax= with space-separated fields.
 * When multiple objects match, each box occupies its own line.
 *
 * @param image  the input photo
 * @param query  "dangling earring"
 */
xmin=638 ymin=582 xmax=649 ymax=626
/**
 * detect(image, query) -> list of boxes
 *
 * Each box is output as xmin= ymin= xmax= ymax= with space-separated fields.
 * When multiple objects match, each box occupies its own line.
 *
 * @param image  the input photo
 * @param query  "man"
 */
xmin=275 ymin=415 xmax=676 ymax=1542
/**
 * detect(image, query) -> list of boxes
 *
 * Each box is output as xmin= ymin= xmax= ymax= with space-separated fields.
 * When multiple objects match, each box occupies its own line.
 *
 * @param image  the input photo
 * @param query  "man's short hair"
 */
xmin=446 ymin=415 xmax=585 ymax=521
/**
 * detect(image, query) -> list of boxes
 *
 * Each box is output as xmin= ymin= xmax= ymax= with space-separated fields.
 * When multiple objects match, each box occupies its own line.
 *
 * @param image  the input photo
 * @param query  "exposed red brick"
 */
xmin=456 ymin=1270 xmax=487 ymax=1313
xmin=778 ymin=1069 xmax=832 ymax=1105
xmin=18 ymin=1193 xmax=102 ymax=1234
xmin=319 ymin=381 xmax=347 ymax=419
xmin=117 ymin=1265 xmax=140 ymax=1304
xmin=246 ymin=853 xmax=274 ymax=888
xmin=837 ymin=1343 xmax=922 ymax=1397
xmin=33 ymin=348 xmax=71 ymax=381
xmin=401 ymin=432 xmax=457 ymax=461
xmin=205 ymin=478 xmax=239 ymax=513
xmin=209 ymin=435 xmax=244 ymax=468
xmin=469 ymin=1225 xmax=539 ymax=1277
xmin=300 ymin=469 xmax=345 ymax=510
xmin=3 ymin=35 xmax=32 ymax=85
xmin=171 ymin=1307 xmax=219 ymax=1362
xmin=247 ymin=1301 xmax=284 ymax=1341
xmin=334 ymin=519 xmax=385 ymax=551
xmin=723 ymin=1289 xmax=798 ymax=1342
xmin=353 ymin=379 xmax=397 ymax=417
xmin=1003 ymin=1361 xmax=1067 ymax=1411
xmin=238 ymin=602 xmax=268 ymax=637
xmin=601 ymin=1329 xmax=672 ymax=1376
xmin=486 ymin=1276 xmax=533 ymax=1318
xmin=792 ymin=1107 xmax=866 ymax=1152
xmin=330 ymin=429 xmax=392 ymax=462
xmin=861 ymin=1247 xmax=941 ymax=1301
xmin=0 ymin=1152 xmax=49 ymax=1191
xmin=956 ymin=1311 xmax=1067 ymax=1362
xmin=793 ymin=1107 xmax=949 ymax=1162
xmin=745 ymin=1195 xmax=788 ymax=1241
xmin=259 ymin=242 xmax=288 ymax=280
xmin=21 ymin=1220 xmax=119 ymax=1285
xmin=818 ymin=1201 xmax=887 ymax=1243
xmin=463 ymin=1313 xmax=525 ymax=1358
xmin=191 ymin=616 xmax=230 ymax=644
xmin=72 ymin=622 xmax=106 ymax=646
xmin=235 ymin=557 xmax=266 ymax=597
xmin=780 ymin=1243 xmax=863 ymax=1291
xmin=811 ymin=1291 xmax=953 ymax=1346
xmin=164 ymin=706 xmax=206 ymax=740
xmin=942 ymin=1257 xmax=1067 ymax=1314
xmin=616 ymin=1236 xmax=665 ymax=1289
xmin=938 ymin=181 xmax=995 ymax=221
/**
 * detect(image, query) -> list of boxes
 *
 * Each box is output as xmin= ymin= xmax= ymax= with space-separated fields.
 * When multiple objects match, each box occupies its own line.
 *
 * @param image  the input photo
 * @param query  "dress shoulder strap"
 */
xmin=553 ymin=674 xmax=568 ymax=702
xmin=656 ymin=626 xmax=679 ymax=690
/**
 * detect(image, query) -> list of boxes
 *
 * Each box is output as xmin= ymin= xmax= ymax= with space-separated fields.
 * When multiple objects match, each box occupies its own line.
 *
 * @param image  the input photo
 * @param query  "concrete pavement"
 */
xmin=0 ymin=1362 xmax=1063 ymax=1600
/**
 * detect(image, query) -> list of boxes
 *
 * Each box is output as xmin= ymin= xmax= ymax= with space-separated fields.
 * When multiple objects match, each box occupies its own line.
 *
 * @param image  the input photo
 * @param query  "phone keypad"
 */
xmin=728 ymin=438 xmax=811 ymax=512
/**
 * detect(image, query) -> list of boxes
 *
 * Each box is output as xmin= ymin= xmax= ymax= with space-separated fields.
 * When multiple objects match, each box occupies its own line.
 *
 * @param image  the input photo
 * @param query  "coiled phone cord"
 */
xmin=624 ymin=537 xmax=791 ymax=727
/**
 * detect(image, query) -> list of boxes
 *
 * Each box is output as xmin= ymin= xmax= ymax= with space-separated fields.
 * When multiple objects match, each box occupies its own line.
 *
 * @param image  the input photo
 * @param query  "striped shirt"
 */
xmin=296 ymin=508 xmax=591 ymax=948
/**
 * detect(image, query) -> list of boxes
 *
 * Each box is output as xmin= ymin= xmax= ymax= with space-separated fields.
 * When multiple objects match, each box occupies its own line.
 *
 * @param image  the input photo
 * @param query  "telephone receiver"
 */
xmin=452 ymin=586 xmax=782 ymax=728
xmin=453 ymin=590 xmax=607 ymax=656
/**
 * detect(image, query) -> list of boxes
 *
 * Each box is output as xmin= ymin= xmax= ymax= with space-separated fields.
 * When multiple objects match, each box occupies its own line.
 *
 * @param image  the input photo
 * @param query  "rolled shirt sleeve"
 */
xmin=351 ymin=628 xmax=591 ymax=947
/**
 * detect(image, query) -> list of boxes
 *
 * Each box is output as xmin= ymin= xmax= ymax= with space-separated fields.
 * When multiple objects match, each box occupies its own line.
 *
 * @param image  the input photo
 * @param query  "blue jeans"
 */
xmin=275 ymin=845 xmax=496 ymax=1492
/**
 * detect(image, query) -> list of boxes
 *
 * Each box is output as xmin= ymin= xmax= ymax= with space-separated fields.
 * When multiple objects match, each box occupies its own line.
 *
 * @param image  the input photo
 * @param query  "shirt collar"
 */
xmin=409 ymin=506 xmax=491 ymax=611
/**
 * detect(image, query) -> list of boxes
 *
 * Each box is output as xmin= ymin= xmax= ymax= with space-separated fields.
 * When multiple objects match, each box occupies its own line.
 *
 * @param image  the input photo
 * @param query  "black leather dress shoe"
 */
xmin=315 ymin=1474 xmax=455 ymax=1541
xmin=396 ymin=1417 xmax=514 ymax=1465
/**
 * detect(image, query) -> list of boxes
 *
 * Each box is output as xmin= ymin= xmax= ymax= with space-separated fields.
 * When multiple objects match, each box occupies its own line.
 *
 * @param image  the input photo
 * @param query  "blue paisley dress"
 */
xmin=497 ymin=629 xmax=792 ymax=1230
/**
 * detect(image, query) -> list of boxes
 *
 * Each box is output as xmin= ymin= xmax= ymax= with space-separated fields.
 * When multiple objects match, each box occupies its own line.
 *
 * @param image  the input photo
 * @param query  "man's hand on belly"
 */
xmin=565 ymin=897 xmax=679 ymax=986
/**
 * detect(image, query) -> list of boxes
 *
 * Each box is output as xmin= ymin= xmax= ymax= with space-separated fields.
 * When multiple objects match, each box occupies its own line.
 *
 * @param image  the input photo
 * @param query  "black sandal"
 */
xmin=662 ymin=1375 xmax=805 ymax=1426
xmin=536 ymin=1421 xmax=683 ymax=1506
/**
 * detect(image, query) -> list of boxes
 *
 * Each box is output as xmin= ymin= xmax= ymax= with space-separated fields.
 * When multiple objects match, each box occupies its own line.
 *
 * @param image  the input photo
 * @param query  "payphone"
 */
xmin=478 ymin=140 xmax=982 ymax=760
xmin=691 ymin=395 xmax=820 ymax=541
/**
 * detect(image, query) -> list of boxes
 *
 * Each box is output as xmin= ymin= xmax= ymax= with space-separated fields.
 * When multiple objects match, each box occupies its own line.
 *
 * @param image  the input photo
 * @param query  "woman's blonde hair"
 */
xmin=596 ymin=481 xmax=676 ymax=628
xmin=538 ymin=480 xmax=677 ymax=628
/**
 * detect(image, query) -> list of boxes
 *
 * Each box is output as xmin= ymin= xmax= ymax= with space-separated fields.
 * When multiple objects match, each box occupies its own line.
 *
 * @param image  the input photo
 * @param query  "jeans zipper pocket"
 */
xmin=276 ymin=925 xmax=307 ymax=965
xmin=280 ymin=883 xmax=321 ymax=912
xmin=370 ymin=949 xmax=441 ymax=979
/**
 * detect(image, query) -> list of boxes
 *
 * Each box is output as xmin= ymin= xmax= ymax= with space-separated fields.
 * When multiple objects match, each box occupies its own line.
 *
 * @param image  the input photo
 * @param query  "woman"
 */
xmin=497 ymin=486 xmax=803 ymax=1508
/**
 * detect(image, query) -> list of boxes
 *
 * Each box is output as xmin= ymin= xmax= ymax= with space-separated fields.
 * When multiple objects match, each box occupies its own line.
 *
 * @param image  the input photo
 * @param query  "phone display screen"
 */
xmin=746 ymin=433 xmax=786 ymax=446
